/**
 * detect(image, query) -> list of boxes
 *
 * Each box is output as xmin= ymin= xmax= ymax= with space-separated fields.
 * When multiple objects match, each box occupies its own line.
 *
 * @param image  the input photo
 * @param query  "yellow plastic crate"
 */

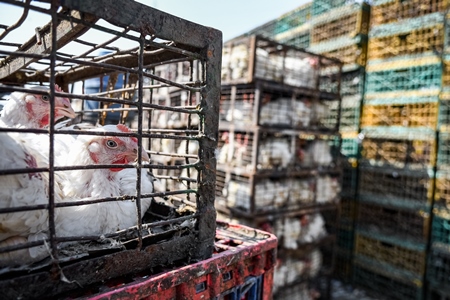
xmin=361 ymin=102 xmax=439 ymax=129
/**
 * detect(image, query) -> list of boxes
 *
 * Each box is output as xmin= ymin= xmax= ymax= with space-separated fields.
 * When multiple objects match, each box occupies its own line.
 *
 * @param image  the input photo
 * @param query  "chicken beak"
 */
xmin=141 ymin=148 xmax=150 ymax=162
xmin=55 ymin=97 xmax=76 ymax=118
xmin=127 ymin=147 xmax=150 ymax=163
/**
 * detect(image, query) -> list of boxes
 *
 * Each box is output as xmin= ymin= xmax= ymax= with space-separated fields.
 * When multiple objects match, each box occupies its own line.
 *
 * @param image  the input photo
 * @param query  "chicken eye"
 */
xmin=106 ymin=139 xmax=118 ymax=148
xmin=41 ymin=95 xmax=50 ymax=102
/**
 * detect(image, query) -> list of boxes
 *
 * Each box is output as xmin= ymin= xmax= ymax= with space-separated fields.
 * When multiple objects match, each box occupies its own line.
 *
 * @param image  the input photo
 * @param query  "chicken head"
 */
xmin=1 ymin=84 xmax=76 ymax=128
xmin=86 ymin=124 xmax=150 ymax=172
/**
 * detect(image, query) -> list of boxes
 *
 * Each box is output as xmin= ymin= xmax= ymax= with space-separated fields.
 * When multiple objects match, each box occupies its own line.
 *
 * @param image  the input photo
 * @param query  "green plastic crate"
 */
xmin=365 ymin=62 xmax=442 ymax=94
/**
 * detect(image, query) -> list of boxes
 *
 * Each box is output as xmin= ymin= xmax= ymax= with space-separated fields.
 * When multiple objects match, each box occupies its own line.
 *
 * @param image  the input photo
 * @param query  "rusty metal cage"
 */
xmin=0 ymin=0 xmax=221 ymax=297
xmin=220 ymin=81 xmax=341 ymax=131
xmin=221 ymin=34 xmax=341 ymax=90
xmin=217 ymin=129 xmax=341 ymax=174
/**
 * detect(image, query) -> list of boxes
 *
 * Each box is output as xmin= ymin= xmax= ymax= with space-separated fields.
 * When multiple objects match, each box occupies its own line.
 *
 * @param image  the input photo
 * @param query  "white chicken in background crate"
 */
xmin=283 ymin=56 xmax=318 ymax=89
xmin=298 ymin=213 xmax=327 ymax=244
xmin=254 ymin=48 xmax=283 ymax=82
xmin=300 ymin=139 xmax=333 ymax=167
xmin=260 ymin=96 xmax=312 ymax=128
xmin=273 ymin=250 xmax=323 ymax=295
xmin=176 ymin=139 xmax=199 ymax=191
xmin=288 ymin=178 xmax=315 ymax=206
xmin=224 ymin=95 xmax=254 ymax=125
xmin=316 ymin=175 xmax=340 ymax=203
xmin=217 ymin=132 xmax=251 ymax=169
xmin=291 ymin=99 xmax=312 ymax=127
xmin=311 ymin=100 xmax=330 ymax=127
xmin=257 ymin=137 xmax=292 ymax=170
xmin=223 ymin=179 xmax=288 ymax=211
xmin=153 ymin=91 xmax=200 ymax=129
xmin=221 ymin=43 xmax=248 ymax=81
xmin=259 ymin=97 xmax=291 ymax=127
xmin=274 ymin=213 xmax=327 ymax=250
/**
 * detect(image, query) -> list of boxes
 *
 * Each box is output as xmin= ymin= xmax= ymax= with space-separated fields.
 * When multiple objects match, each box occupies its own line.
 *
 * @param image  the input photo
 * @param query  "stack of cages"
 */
xmin=354 ymin=0 xmax=450 ymax=298
xmin=307 ymin=0 xmax=371 ymax=283
xmin=429 ymin=13 xmax=450 ymax=296
xmin=245 ymin=2 xmax=312 ymax=50
xmin=218 ymin=34 xmax=343 ymax=299
xmin=0 ymin=0 xmax=229 ymax=298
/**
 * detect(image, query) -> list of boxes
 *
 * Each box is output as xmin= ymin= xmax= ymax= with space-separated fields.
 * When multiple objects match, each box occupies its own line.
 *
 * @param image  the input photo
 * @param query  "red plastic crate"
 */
xmin=66 ymin=222 xmax=277 ymax=300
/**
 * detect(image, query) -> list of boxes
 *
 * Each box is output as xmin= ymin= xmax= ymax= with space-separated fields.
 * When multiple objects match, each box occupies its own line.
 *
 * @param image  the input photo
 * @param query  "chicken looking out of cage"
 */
xmin=0 ymin=79 xmax=202 ymax=267
xmin=0 ymin=85 xmax=156 ymax=265
xmin=0 ymin=0 xmax=216 ymax=271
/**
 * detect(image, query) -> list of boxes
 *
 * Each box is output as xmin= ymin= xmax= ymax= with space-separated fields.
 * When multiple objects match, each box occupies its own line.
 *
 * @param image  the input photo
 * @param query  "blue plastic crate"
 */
xmin=312 ymin=0 xmax=351 ymax=16
xmin=341 ymin=158 xmax=358 ymax=198
xmin=341 ymin=67 xmax=365 ymax=97
xmin=341 ymin=136 xmax=359 ymax=158
xmin=427 ymin=243 xmax=450 ymax=291
xmin=365 ymin=62 xmax=442 ymax=94
xmin=431 ymin=208 xmax=450 ymax=245
xmin=439 ymin=92 xmax=450 ymax=131
xmin=435 ymin=171 xmax=450 ymax=209
xmin=276 ymin=23 xmax=311 ymax=49
xmin=218 ymin=276 xmax=262 ymax=300
xmin=438 ymin=132 xmax=450 ymax=169
xmin=247 ymin=3 xmax=312 ymax=38
xmin=337 ymin=226 xmax=355 ymax=252
xmin=340 ymin=96 xmax=362 ymax=132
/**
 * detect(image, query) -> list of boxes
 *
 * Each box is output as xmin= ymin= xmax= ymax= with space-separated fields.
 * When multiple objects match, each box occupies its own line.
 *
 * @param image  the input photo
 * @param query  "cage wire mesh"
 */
xmin=0 ymin=0 xmax=221 ymax=296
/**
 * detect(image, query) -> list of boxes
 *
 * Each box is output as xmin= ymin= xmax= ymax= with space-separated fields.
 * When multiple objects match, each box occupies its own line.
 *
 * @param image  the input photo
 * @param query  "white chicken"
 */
xmin=0 ymin=124 xmax=153 ymax=266
xmin=53 ymin=125 xmax=154 ymax=242
xmin=298 ymin=213 xmax=327 ymax=244
xmin=0 ymin=131 xmax=63 ymax=266
xmin=258 ymin=138 xmax=292 ymax=169
xmin=0 ymin=84 xmax=76 ymax=128
xmin=56 ymin=124 xmax=150 ymax=199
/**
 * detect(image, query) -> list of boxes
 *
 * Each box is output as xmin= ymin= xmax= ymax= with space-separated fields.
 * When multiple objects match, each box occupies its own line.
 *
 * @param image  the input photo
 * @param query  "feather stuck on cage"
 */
xmin=0 ymin=85 xmax=76 ymax=128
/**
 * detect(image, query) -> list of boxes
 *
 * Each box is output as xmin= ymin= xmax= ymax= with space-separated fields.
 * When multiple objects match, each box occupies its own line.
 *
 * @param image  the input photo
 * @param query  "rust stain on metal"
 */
xmin=139 ymin=21 xmax=156 ymax=37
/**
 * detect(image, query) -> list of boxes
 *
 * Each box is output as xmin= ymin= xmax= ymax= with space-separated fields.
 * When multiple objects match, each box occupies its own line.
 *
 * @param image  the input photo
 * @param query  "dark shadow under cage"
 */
xmin=0 ymin=0 xmax=221 ymax=298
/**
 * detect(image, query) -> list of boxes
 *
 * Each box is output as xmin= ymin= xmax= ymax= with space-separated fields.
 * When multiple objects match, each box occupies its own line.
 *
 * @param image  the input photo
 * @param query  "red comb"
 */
xmin=117 ymin=124 xmax=138 ymax=143
xmin=117 ymin=124 xmax=131 ymax=133
xmin=55 ymin=84 xmax=64 ymax=93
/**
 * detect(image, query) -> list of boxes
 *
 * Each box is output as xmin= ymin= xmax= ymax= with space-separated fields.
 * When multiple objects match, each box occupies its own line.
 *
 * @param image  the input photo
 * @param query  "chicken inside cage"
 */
xmin=0 ymin=0 xmax=219 ymax=283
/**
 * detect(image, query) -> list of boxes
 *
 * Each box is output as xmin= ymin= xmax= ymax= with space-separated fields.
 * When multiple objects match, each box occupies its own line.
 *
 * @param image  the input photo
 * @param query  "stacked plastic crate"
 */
xmin=246 ymin=3 xmax=313 ymax=50
xmin=353 ymin=1 xmax=449 ymax=298
xmin=428 ymin=10 xmax=450 ymax=298
xmin=217 ymin=35 xmax=343 ymax=299
xmin=307 ymin=1 xmax=370 ymax=284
